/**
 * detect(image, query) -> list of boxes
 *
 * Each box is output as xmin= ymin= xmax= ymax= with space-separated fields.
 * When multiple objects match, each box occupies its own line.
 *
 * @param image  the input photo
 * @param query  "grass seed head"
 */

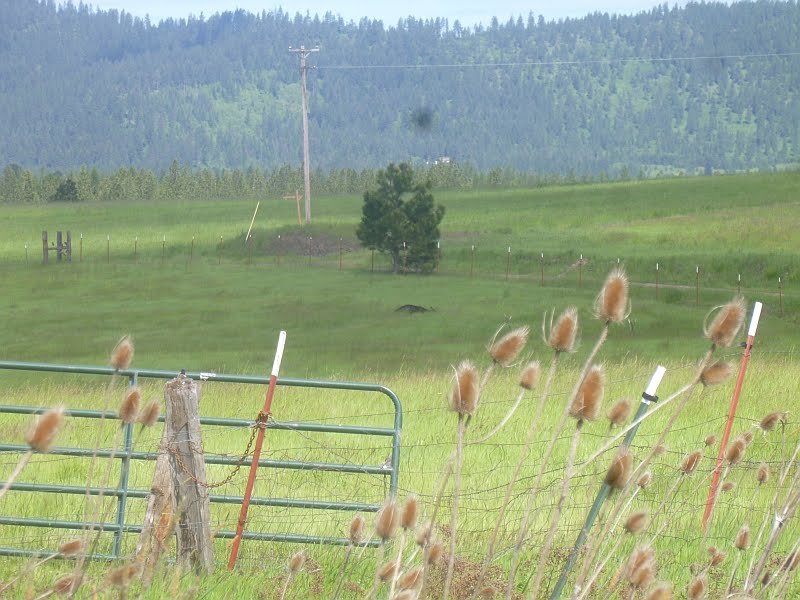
xmin=489 ymin=326 xmax=529 ymax=367
xmin=726 ymin=437 xmax=747 ymax=465
xmin=58 ymin=539 xmax=84 ymax=557
xmin=624 ymin=511 xmax=648 ymax=534
xmin=399 ymin=568 xmax=422 ymax=590
xmin=704 ymin=435 xmax=717 ymax=447
xmin=605 ymin=449 xmax=633 ymax=489
xmin=545 ymin=307 xmax=579 ymax=353
xmin=735 ymin=525 xmax=751 ymax=551
xmin=111 ymin=336 xmax=134 ymax=370
xmin=25 ymin=406 xmax=65 ymax=453
xmin=118 ymin=386 xmax=141 ymax=424
xmin=703 ymin=298 xmax=745 ymax=348
xmin=681 ymin=450 xmax=703 ymax=475
xmin=289 ymin=550 xmax=306 ymax=572
xmin=700 ymin=361 xmax=733 ymax=386
xmin=687 ymin=574 xmax=707 ymax=599
xmin=645 ymin=584 xmax=673 ymax=600
xmin=569 ymin=365 xmax=604 ymax=422
xmin=448 ymin=361 xmax=479 ymax=416
xmin=519 ymin=360 xmax=541 ymax=390
xmin=137 ymin=400 xmax=160 ymax=427
xmin=349 ymin=514 xmax=365 ymax=545
xmin=757 ymin=463 xmax=771 ymax=484
xmin=637 ymin=471 xmax=653 ymax=489
xmin=607 ymin=398 xmax=632 ymax=427
xmin=595 ymin=268 xmax=630 ymax=323
xmin=375 ymin=499 xmax=399 ymax=541
xmin=378 ymin=560 xmax=398 ymax=582
xmin=758 ymin=411 xmax=786 ymax=432
xmin=401 ymin=495 xmax=419 ymax=530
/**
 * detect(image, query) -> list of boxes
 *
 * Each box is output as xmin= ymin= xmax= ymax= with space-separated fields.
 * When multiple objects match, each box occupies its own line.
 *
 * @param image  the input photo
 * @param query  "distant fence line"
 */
xmin=16 ymin=232 xmax=794 ymax=316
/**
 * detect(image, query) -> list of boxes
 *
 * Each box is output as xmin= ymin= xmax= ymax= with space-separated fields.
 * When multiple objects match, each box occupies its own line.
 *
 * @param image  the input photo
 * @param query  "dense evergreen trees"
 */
xmin=1 ymin=0 xmax=798 ymax=177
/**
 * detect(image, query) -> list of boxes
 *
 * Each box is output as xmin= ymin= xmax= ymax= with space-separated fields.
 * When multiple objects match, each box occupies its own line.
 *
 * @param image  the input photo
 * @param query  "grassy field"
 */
xmin=0 ymin=171 xmax=799 ymax=598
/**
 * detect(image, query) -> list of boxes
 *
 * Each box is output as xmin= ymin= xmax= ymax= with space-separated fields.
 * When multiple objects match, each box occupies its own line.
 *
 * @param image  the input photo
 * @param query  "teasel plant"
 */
xmin=0 ymin=538 xmax=84 ymax=596
xmin=332 ymin=513 xmax=365 ymax=600
xmin=701 ymin=435 xmax=748 ymax=545
xmin=388 ymin=495 xmax=419 ymax=599
xmin=467 ymin=309 xmax=574 ymax=598
xmin=279 ymin=550 xmax=307 ymax=600
xmin=370 ymin=497 xmax=399 ymax=600
xmin=507 ymin=269 xmax=627 ymax=599
xmin=0 ymin=405 xmax=65 ymax=501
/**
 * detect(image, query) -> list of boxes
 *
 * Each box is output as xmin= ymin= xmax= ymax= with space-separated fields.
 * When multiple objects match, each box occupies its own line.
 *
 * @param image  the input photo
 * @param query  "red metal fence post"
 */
xmin=702 ymin=302 xmax=762 ymax=531
xmin=228 ymin=331 xmax=287 ymax=569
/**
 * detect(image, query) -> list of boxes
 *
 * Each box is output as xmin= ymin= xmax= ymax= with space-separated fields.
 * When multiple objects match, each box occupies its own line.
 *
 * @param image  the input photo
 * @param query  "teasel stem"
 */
xmin=528 ymin=418 xmax=585 ymax=600
xmin=506 ymin=325 xmax=610 ymax=599
xmin=443 ymin=413 xmax=467 ymax=600
xmin=0 ymin=450 xmax=32 ymax=501
xmin=468 ymin=354 xmax=561 ymax=599
xmin=577 ymin=529 xmax=631 ymax=600
xmin=331 ymin=545 xmax=354 ymax=600
xmin=765 ymin=535 xmax=800 ymax=596
xmin=749 ymin=479 xmax=800 ymax=591
xmin=368 ymin=543 xmax=386 ymax=600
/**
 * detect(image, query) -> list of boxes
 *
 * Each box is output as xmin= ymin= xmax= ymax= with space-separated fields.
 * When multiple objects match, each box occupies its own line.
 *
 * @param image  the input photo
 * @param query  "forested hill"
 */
xmin=1 ymin=0 xmax=799 ymax=177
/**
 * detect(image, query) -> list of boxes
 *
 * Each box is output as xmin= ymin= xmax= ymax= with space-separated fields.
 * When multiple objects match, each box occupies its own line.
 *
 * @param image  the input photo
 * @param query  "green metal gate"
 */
xmin=0 ymin=360 xmax=402 ymax=560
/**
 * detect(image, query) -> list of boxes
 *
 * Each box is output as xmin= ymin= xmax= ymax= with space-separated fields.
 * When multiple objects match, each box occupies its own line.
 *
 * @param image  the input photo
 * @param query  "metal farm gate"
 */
xmin=0 ymin=361 xmax=402 ymax=560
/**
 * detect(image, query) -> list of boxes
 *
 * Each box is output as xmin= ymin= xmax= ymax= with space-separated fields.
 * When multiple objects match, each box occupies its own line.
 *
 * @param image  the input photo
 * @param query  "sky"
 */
xmin=85 ymin=1 xmax=698 ymax=27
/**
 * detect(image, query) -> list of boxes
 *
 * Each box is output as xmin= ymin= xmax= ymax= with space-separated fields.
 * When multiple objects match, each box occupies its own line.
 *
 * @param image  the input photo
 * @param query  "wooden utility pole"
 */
xmin=288 ymin=45 xmax=319 ymax=224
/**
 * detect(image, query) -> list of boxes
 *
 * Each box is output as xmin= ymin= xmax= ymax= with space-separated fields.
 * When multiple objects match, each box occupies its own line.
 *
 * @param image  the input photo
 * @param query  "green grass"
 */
xmin=0 ymin=172 xmax=799 ymax=598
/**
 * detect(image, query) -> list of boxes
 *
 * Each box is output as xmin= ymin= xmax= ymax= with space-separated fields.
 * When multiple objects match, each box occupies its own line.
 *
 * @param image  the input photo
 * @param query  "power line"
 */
xmin=318 ymin=50 xmax=800 ymax=71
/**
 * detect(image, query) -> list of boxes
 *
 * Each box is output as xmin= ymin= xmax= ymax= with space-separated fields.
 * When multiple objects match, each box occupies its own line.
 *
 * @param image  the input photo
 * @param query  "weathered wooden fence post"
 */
xmin=136 ymin=450 xmax=175 ymax=585
xmin=164 ymin=372 xmax=214 ymax=573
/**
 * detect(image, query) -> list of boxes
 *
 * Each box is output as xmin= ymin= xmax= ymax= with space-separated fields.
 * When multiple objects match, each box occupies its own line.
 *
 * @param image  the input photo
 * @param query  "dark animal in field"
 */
xmin=395 ymin=304 xmax=435 ymax=314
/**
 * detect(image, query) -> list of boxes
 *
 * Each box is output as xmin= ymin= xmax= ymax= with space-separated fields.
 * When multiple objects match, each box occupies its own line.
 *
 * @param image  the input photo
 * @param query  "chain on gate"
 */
xmin=167 ymin=411 xmax=269 ymax=489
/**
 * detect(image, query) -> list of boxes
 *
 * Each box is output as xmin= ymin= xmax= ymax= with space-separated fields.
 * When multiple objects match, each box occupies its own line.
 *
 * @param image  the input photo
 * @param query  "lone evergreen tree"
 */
xmin=50 ymin=177 xmax=79 ymax=202
xmin=356 ymin=163 xmax=444 ymax=273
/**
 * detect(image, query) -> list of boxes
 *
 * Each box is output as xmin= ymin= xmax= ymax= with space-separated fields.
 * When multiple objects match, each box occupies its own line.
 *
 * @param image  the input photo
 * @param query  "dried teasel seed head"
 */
xmin=375 ymin=498 xmax=399 ymax=541
xmin=137 ymin=400 xmax=160 ymax=428
xmin=289 ymin=550 xmax=306 ymax=572
xmin=349 ymin=514 xmax=365 ymax=545
xmin=26 ymin=406 xmax=65 ymax=453
xmin=721 ymin=481 xmax=736 ymax=493
xmin=427 ymin=541 xmax=444 ymax=564
xmin=758 ymin=411 xmax=787 ymax=432
xmin=757 ymin=463 xmax=770 ymax=484
xmin=735 ymin=525 xmax=751 ymax=551
xmin=681 ymin=450 xmax=703 ymax=475
xmin=703 ymin=297 xmax=746 ymax=348
xmin=519 ymin=361 xmax=541 ymax=390
xmin=653 ymin=444 xmax=667 ymax=456
xmin=399 ymin=568 xmax=422 ymax=590
xmin=58 ymin=539 xmax=84 ymax=557
xmin=624 ymin=511 xmax=648 ymax=534
xmin=704 ymin=435 xmax=717 ymax=447
xmin=448 ymin=361 xmax=479 ymax=416
xmin=479 ymin=586 xmax=498 ymax=599
xmin=627 ymin=546 xmax=655 ymax=581
xmin=595 ymin=268 xmax=630 ymax=323
xmin=394 ymin=592 xmax=416 ymax=600
xmin=605 ymin=449 xmax=633 ymax=489
xmin=629 ymin=559 xmax=655 ymax=589
xmin=110 ymin=336 xmax=134 ymax=370
xmin=607 ymin=398 xmax=632 ymax=428
xmin=107 ymin=564 xmax=137 ymax=588
xmin=118 ymin=386 xmax=141 ymax=424
xmin=637 ymin=471 xmax=653 ymax=489
xmin=726 ymin=437 xmax=747 ymax=465
xmin=707 ymin=546 xmax=726 ymax=566
xmin=742 ymin=430 xmax=754 ymax=445
xmin=687 ymin=574 xmax=707 ymax=599
xmin=700 ymin=361 xmax=733 ymax=386
xmin=415 ymin=521 xmax=432 ymax=547
xmin=545 ymin=307 xmax=579 ymax=353
xmin=378 ymin=560 xmax=398 ymax=582
xmin=569 ymin=365 xmax=604 ymax=422
xmin=53 ymin=574 xmax=81 ymax=596
xmin=645 ymin=584 xmax=673 ymax=600
xmin=489 ymin=326 xmax=529 ymax=367
xmin=401 ymin=495 xmax=419 ymax=530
